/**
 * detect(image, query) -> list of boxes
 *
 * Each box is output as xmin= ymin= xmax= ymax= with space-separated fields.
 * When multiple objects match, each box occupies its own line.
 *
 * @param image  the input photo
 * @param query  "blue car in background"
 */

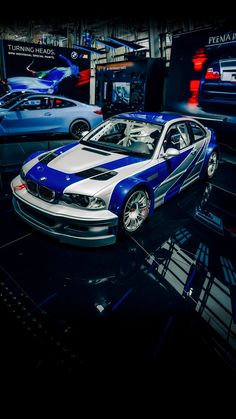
xmin=7 ymin=54 xmax=80 ymax=94
xmin=199 ymin=58 xmax=236 ymax=111
xmin=0 ymin=93 xmax=103 ymax=139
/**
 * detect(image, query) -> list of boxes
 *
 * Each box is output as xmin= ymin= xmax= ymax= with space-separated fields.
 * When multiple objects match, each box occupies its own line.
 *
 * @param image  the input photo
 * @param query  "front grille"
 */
xmin=38 ymin=185 xmax=55 ymax=202
xmin=27 ymin=180 xmax=38 ymax=196
xmin=26 ymin=179 xmax=55 ymax=202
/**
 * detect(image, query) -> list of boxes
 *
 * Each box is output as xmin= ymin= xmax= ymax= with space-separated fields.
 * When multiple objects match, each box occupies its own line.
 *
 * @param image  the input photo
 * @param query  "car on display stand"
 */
xmin=0 ymin=93 xmax=103 ymax=139
xmin=198 ymin=58 xmax=236 ymax=111
xmin=11 ymin=112 xmax=219 ymax=247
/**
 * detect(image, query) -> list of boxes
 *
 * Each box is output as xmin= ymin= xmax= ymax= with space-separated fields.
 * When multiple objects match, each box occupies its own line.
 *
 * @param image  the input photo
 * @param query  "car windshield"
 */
xmin=80 ymin=118 xmax=163 ymax=157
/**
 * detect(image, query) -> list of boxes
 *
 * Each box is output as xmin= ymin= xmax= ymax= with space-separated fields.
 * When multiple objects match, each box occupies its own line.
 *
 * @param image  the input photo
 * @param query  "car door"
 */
xmin=50 ymin=98 xmax=76 ymax=132
xmin=2 ymin=96 xmax=54 ymax=135
xmin=182 ymin=120 xmax=208 ymax=187
xmin=154 ymin=121 xmax=202 ymax=205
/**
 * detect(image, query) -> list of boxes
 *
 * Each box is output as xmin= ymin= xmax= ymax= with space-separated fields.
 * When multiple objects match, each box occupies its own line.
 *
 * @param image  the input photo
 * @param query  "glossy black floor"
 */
xmin=0 ymin=154 xmax=236 ymax=388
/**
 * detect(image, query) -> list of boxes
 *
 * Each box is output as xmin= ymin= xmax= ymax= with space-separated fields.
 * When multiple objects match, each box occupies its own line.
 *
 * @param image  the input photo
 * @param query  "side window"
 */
xmin=52 ymin=99 xmax=75 ymax=108
xmin=189 ymin=121 xmax=206 ymax=141
xmin=16 ymin=97 xmax=51 ymax=111
xmin=163 ymin=122 xmax=191 ymax=152
xmin=177 ymin=123 xmax=191 ymax=149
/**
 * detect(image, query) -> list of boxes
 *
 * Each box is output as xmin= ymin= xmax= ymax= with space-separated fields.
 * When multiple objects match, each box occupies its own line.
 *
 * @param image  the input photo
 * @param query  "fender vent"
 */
xmin=76 ymin=166 xmax=117 ymax=180
xmin=81 ymin=147 xmax=110 ymax=156
xmin=38 ymin=152 xmax=58 ymax=165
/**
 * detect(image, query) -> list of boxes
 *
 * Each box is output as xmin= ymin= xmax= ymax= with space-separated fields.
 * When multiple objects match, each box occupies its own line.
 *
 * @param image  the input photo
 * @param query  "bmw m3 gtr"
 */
xmin=11 ymin=112 xmax=219 ymax=247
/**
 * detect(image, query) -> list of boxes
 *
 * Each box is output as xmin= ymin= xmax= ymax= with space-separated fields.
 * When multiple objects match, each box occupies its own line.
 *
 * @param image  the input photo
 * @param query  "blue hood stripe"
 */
xmin=101 ymin=155 xmax=146 ymax=170
xmin=54 ymin=142 xmax=78 ymax=155
xmin=26 ymin=154 xmax=146 ymax=193
xmin=26 ymin=164 xmax=83 ymax=192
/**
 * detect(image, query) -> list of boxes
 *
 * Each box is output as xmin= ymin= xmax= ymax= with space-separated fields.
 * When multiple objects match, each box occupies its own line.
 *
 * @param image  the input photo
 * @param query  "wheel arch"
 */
xmin=108 ymin=176 xmax=155 ymax=217
xmin=200 ymin=145 xmax=219 ymax=179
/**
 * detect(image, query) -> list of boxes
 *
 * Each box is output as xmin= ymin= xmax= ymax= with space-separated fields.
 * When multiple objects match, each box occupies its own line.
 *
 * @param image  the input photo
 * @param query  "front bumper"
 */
xmin=11 ymin=176 xmax=118 ymax=247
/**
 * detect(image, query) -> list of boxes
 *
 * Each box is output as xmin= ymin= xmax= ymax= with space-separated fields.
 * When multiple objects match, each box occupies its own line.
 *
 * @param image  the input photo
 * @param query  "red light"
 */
xmin=188 ymin=80 xmax=201 ymax=106
xmin=94 ymin=110 xmax=103 ymax=115
xmin=205 ymin=68 xmax=220 ymax=79
xmin=192 ymin=48 xmax=208 ymax=71
xmin=14 ymin=184 xmax=26 ymax=191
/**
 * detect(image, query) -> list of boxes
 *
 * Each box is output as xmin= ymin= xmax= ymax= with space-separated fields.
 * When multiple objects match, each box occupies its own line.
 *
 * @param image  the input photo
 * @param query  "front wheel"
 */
xmin=120 ymin=189 xmax=150 ymax=235
xmin=69 ymin=119 xmax=90 ymax=139
xmin=206 ymin=151 xmax=218 ymax=179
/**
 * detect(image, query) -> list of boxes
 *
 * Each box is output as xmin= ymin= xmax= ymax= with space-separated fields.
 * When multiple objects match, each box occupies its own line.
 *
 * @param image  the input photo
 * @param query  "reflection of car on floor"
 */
xmin=11 ymin=112 xmax=219 ymax=247
xmin=198 ymin=58 xmax=236 ymax=110
xmin=7 ymin=54 xmax=80 ymax=94
xmin=0 ymin=93 xmax=103 ymax=139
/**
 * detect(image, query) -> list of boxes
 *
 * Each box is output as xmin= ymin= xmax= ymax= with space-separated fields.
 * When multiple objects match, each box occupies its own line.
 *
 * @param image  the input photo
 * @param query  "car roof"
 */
xmin=21 ymin=93 xmax=79 ymax=103
xmin=114 ymin=111 xmax=185 ymax=126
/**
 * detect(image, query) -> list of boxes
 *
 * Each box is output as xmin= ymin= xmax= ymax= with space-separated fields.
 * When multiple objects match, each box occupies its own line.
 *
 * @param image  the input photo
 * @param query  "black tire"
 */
xmin=205 ymin=151 xmax=218 ymax=179
xmin=119 ymin=188 xmax=150 ymax=236
xmin=69 ymin=119 xmax=90 ymax=139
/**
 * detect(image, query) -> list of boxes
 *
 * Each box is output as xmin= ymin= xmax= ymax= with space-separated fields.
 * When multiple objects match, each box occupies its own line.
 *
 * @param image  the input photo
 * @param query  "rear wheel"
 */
xmin=120 ymin=189 xmax=150 ymax=236
xmin=69 ymin=119 xmax=90 ymax=139
xmin=206 ymin=151 xmax=218 ymax=178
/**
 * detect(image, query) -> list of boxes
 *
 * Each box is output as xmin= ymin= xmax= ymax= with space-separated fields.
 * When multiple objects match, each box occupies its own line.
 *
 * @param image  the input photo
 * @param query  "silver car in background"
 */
xmin=0 ymin=94 xmax=103 ymax=139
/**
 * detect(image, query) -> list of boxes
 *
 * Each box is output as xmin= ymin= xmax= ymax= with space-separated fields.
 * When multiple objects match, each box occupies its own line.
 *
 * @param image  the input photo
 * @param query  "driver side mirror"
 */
xmin=164 ymin=147 xmax=180 ymax=157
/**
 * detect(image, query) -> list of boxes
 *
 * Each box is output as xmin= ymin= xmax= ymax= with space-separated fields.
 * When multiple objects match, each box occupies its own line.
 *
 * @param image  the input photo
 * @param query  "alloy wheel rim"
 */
xmin=208 ymin=153 xmax=217 ymax=177
xmin=72 ymin=121 xmax=89 ymax=138
xmin=123 ymin=190 xmax=150 ymax=233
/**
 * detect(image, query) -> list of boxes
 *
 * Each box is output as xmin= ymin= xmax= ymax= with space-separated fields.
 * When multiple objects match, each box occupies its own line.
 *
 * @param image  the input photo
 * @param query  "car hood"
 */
xmin=24 ymin=143 xmax=150 ymax=195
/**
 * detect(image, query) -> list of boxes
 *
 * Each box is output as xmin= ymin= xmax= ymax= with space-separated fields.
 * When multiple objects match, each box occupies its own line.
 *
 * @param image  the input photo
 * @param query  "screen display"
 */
xmin=112 ymin=82 xmax=130 ymax=105
xmin=164 ymin=28 xmax=236 ymax=124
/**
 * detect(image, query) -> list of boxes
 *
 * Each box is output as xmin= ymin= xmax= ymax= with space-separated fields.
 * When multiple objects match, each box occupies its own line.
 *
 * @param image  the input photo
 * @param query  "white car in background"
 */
xmin=0 ymin=93 xmax=103 ymax=139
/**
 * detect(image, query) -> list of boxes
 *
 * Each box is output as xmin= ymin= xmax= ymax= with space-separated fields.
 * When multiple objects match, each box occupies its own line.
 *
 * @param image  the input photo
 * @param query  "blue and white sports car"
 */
xmin=11 ymin=112 xmax=219 ymax=247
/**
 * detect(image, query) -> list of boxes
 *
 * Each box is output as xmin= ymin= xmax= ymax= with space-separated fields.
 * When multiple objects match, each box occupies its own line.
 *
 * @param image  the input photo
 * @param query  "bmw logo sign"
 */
xmin=40 ymin=176 xmax=47 ymax=182
xmin=71 ymin=51 xmax=78 ymax=59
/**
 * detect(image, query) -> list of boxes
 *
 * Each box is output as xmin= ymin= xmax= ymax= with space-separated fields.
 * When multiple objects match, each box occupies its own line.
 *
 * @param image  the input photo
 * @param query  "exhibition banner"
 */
xmin=2 ymin=40 xmax=90 ymax=102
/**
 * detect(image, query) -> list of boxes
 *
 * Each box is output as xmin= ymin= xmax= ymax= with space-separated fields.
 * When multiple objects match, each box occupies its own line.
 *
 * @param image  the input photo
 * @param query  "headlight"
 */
xmin=64 ymin=193 xmax=106 ymax=210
